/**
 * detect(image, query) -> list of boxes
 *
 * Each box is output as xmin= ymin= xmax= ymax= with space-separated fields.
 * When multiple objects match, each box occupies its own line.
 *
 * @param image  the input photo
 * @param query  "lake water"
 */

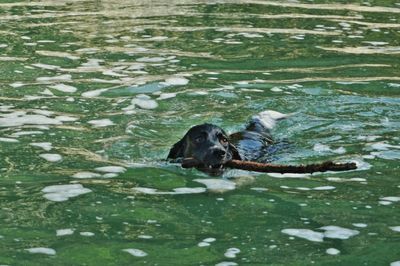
xmin=1 ymin=0 xmax=400 ymax=265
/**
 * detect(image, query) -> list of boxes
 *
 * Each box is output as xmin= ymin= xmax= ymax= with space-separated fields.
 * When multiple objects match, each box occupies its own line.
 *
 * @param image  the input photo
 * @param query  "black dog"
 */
xmin=167 ymin=111 xmax=286 ymax=174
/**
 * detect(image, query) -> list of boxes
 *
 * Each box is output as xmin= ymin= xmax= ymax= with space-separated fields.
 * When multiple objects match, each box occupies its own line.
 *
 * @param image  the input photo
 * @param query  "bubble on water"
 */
xmin=391 ymin=261 xmax=400 ymax=266
xmin=42 ymin=184 xmax=92 ymax=202
xmin=80 ymin=232 xmax=95 ymax=236
xmin=95 ymin=166 xmax=126 ymax=173
xmin=72 ymin=172 xmax=102 ymax=179
xmin=88 ymin=119 xmax=115 ymax=127
xmin=48 ymin=83 xmax=77 ymax=93
xmin=30 ymin=142 xmax=52 ymax=151
xmin=224 ymin=247 xmax=240 ymax=258
xmin=319 ymin=226 xmax=359 ymax=240
xmin=56 ymin=228 xmax=74 ymax=236
xmin=281 ymin=229 xmax=324 ymax=242
xmin=389 ymin=226 xmax=400 ymax=232
xmin=0 ymin=137 xmax=19 ymax=143
xmin=123 ymin=248 xmax=148 ymax=257
xmin=193 ymin=179 xmax=236 ymax=192
xmin=25 ymin=247 xmax=56 ymax=255
xmin=326 ymin=248 xmax=340 ymax=255
xmin=39 ymin=153 xmax=62 ymax=162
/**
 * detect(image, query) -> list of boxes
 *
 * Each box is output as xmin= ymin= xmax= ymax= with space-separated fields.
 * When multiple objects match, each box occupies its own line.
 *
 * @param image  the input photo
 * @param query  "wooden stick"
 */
xmin=181 ymin=158 xmax=357 ymax=174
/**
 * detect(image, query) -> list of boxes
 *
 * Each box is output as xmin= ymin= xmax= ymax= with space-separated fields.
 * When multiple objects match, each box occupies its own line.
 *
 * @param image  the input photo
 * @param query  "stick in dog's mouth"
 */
xmin=181 ymin=158 xmax=357 ymax=174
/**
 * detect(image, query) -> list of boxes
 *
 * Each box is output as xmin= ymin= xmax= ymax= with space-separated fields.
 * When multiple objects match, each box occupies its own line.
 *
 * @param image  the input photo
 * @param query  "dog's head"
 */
xmin=168 ymin=124 xmax=241 ymax=174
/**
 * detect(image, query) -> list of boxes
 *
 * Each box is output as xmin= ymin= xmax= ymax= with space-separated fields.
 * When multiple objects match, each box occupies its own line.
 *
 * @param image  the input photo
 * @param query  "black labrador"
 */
xmin=167 ymin=111 xmax=286 ymax=175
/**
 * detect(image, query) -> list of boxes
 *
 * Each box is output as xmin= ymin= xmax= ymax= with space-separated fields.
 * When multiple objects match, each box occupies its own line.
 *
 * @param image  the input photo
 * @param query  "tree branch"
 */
xmin=181 ymin=158 xmax=357 ymax=174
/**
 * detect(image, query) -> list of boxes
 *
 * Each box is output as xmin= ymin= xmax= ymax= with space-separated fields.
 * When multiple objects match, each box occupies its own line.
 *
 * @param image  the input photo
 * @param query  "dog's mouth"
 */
xmin=196 ymin=163 xmax=225 ymax=175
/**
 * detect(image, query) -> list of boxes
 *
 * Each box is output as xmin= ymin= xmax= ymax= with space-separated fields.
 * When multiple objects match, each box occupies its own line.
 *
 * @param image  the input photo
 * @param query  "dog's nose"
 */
xmin=212 ymin=148 xmax=226 ymax=158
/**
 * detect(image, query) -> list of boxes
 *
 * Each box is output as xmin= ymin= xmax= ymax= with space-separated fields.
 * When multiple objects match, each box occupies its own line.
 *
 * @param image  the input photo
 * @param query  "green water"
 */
xmin=1 ymin=0 xmax=400 ymax=265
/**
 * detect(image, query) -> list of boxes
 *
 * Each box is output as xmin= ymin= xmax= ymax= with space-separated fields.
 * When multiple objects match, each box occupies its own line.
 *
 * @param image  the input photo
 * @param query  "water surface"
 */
xmin=1 ymin=0 xmax=400 ymax=265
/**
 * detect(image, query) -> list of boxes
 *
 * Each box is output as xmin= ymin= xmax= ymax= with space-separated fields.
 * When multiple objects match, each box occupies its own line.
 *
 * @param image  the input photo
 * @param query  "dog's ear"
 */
xmin=167 ymin=137 xmax=186 ymax=160
xmin=229 ymin=143 xmax=242 ymax=160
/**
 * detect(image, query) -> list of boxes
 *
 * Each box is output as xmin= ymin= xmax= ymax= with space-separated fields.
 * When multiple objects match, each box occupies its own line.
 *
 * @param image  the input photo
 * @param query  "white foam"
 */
xmin=88 ymin=119 xmax=115 ymax=127
xmin=0 ymin=113 xmax=62 ymax=127
xmin=25 ymin=247 xmax=56 ymax=255
xmin=39 ymin=153 xmax=62 ymax=162
xmin=389 ymin=226 xmax=400 ymax=232
xmin=36 ymin=74 xmax=72 ymax=83
xmin=313 ymin=186 xmax=336 ymax=191
xmin=224 ymin=248 xmax=240 ymax=258
xmin=80 ymin=232 xmax=95 ymax=236
xmin=250 ymin=187 xmax=269 ymax=191
xmin=136 ymin=56 xmax=165 ymax=62
xmin=193 ymin=179 xmax=236 ymax=192
xmin=42 ymin=184 xmax=92 ymax=202
xmin=369 ymin=142 xmax=400 ymax=151
xmin=268 ymin=173 xmax=310 ymax=179
xmin=326 ymin=177 xmax=367 ymax=182
xmin=131 ymin=96 xmax=158 ymax=109
xmin=252 ymin=110 xmax=288 ymax=130
xmin=391 ymin=261 xmax=400 ymax=266
xmin=198 ymin=242 xmax=210 ymax=247
xmin=314 ymin=143 xmax=346 ymax=154
xmin=81 ymin=88 xmax=109 ymax=98
xmin=72 ymin=172 xmax=102 ymax=179
xmin=138 ymin=235 xmax=153 ymax=239
xmin=95 ymin=166 xmax=126 ymax=173
xmin=49 ymin=84 xmax=77 ymax=93
xmin=56 ymin=228 xmax=74 ymax=236
xmin=157 ymin=93 xmax=177 ymax=100
xmin=326 ymin=248 xmax=340 ymax=255
xmin=0 ymin=137 xmax=19 ymax=143
xmin=320 ymin=226 xmax=359 ymax=240
xmin=281 ymin=228 xmax=324 ymax=242
xmin=55 ymin=115 xmax=78 ymax=122
xmin=30 ymin=142 xmax=52 ymax=151
xmin=380 ymin=196 xmax=400 ymax=202
xmin=215 ymin=262 xmax=238 ymax=266
xmin=164 ymin=77 xmax=189 ymax=86
xmin=132 ymin=187 xmax=206 ymax=195
xmin=352 ymin=223 xmax=367 ymax=228
xmin=123 ymin=248 xmax=148 ymax=257
xmin=32 ymin=63 xmax=60 ymax=70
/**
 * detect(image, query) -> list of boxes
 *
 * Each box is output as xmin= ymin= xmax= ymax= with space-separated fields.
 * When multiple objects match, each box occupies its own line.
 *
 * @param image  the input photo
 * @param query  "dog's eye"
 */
xmin=195 ymin=136 xmax=205 ymax=143
xmin=220 ymin=137 xmax=228 ymax=145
